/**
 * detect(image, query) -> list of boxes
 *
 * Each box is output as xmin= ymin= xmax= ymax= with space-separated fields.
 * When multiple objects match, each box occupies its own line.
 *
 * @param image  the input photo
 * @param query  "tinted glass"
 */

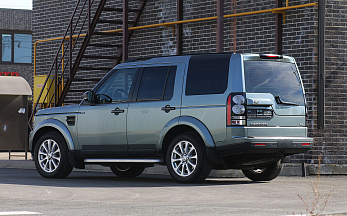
xmin=244 ymin=61 xmax=305 ymax=106
xmin=163 ymin=66 xmax=177 ymax=100
xmin=14 ymin=34 xmax=32 ymax=63
xmin=137 ymin=66 xmax=170 ymax=101
xmin=2 ymin=34 xmax=12 ymax=62
xmin=186 ymin=54 xmax=231 ymax=95
xmin=95 ymin=68 xmax=137 ymax=103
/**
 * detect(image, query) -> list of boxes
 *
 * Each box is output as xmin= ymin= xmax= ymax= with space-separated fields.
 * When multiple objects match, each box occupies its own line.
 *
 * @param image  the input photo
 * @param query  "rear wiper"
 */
xmin=275 ymin=96 xmax=299 ymax=106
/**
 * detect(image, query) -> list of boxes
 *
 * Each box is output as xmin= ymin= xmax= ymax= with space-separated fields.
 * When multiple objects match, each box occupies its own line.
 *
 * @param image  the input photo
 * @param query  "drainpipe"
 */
xmin=318 ymin=0 xmax=325 ymax=129
xmin=216 ymin=0 xmax=224 ymax=53
xmin=176 ymin=0 xmax=183 ymax=55
xmin=275 ymin=0 xmax=282 ymax=55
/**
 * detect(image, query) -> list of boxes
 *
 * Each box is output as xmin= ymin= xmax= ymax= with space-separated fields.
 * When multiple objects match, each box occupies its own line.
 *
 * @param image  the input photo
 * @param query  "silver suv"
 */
xmin=29 ymin=53 xmax=312 ymax=183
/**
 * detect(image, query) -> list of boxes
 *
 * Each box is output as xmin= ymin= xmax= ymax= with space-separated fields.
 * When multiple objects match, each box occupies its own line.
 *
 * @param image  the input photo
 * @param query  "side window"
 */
xmin=185 ymin=54 xmax=230 ymax=95
xmin=137 ymin=66 xmax=177 ymax=101
xmin=95 ymin=68 xmax=137 ymax=103
xmin=164 ymin=66 xmax=177 ymax=100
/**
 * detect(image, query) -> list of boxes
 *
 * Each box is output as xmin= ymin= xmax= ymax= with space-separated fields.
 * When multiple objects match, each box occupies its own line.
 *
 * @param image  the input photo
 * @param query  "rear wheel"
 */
xmin=242 ymin=160 xmax=283 ymax=181
xmin=166 ymin=133 xmax=212 ymax=183
xmin=110 ymin=165 xmax=145 ymax=177
xmin=34 ymin=131 xmax=73 ymax=178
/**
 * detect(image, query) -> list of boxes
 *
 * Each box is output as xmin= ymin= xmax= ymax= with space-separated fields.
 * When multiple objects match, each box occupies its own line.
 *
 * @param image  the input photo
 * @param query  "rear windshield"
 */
xmin=244 ymin=61 xmax=305 ymax=106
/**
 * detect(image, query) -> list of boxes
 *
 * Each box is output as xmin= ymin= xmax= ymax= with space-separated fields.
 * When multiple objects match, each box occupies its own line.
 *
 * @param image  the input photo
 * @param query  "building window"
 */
xmin=1 ymin=33 xmax=32 ymax=64
xmin=2 ymin=34 xmax=12 ymax=62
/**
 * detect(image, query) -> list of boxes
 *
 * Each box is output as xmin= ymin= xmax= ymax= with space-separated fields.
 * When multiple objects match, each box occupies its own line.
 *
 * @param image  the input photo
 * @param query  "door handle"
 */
xmin=161 ymin=105 xmax=176 ymax=113
xmin=111 ymin=107 xmax=125 ymax=115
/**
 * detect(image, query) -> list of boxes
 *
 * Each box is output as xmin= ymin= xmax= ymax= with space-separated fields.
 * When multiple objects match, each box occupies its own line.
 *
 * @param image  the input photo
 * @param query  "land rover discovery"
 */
xmin=29 ymin=53 xmax=313 ymax=183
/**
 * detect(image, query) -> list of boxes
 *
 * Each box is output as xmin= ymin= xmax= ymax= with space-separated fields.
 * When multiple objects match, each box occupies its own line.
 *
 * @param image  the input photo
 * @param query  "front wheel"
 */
xmin=242 ymin=160 xmax=283 ymax=181
xmin=34 ymin=131 xmax=73 ymax=178
xmin=166 ymin=133 xmax=212 ymax=183
xmin=110 ymin=165 xmax=145 ymax=177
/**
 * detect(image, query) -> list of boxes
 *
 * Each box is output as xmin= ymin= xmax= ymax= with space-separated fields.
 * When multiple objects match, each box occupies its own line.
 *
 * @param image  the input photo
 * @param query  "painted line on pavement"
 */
xmin=0 ymin=211 xmax=42 ymax=215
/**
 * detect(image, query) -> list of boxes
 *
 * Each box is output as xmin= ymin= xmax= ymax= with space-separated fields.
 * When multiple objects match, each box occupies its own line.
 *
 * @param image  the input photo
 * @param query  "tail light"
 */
xmin=259 ymin=54 xmax=283 ymax=59
xmin=227 ymin=93 xmax=246 ymax=126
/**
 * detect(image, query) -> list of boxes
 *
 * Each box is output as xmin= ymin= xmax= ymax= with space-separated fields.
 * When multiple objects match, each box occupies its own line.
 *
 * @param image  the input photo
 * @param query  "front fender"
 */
xmin=179 ymin=116 xmax=215 ymax=148
xmin=29 ymin=119 xmax=75 ymax=152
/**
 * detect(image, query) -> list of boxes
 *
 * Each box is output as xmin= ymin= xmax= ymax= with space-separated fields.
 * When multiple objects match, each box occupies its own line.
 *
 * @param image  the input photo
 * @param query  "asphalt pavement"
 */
xmin=0 ymin=168 xmax=347 ymax=216
xmin=1 ymin=152 xmax=347 ymax=215
xmin=0 ymin=151 xmax=308 ymax=177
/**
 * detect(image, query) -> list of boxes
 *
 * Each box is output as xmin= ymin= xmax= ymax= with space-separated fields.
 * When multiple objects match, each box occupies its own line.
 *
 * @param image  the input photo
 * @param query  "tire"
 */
xmin=110 ymin=165 xmax=145 ymax=177
xmin=166 ymin=133 xmax=212 ymax=183
xmin=34 ymin=131 xmax=73 ymax=178
xmin=242 ymin=160 xmax=283 ymax=181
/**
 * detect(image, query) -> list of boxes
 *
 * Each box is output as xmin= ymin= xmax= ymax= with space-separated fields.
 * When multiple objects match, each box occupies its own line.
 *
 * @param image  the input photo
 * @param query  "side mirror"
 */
xmin=83 ymin=91 xmax=95 ymax=103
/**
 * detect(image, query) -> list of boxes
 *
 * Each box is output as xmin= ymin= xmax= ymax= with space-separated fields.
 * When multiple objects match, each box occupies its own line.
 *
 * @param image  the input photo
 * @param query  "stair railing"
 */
xmin=28 ymin=0 xmax=97 ymax=130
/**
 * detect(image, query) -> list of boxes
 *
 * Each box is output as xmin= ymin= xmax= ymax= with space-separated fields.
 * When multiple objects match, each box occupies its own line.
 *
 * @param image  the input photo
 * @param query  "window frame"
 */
xmin=0 ymin=31 xmax=32 ymax=65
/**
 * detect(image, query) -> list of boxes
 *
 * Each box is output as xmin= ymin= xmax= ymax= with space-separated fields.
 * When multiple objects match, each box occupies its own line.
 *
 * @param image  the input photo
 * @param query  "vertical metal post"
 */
xmin=216 ymin=0 xmax=224 ymax=53
xmin=318 ymin=0 xmax=325 ymax=129
xmin=54 ymin=59 xmax=58 ymax=107
xmin=123 ymin=0 xmax=129 ymax=62
xmin=275 ymin=0 xmax=282 ymax=55
xmin=88 ymin=0 xmax=91 ymax=35
xmin=176 ymin=0 xmax=183 ymax=55
xmin=69 ymin=22 xmax=72 ymax=79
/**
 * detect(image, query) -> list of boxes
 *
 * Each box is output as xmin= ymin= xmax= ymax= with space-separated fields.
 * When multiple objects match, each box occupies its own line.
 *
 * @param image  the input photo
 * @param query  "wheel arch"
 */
xmin=159 ymin=116 xmax=215 ymax=160
xmin=30 ymin=119 xmax=75 ymax=153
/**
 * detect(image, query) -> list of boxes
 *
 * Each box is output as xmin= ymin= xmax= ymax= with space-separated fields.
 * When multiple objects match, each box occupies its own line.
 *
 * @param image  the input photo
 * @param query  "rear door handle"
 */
xmin=161 ymin=105 xmax=176 ymax=112
xmin=111 ymin=107 xmax=125 ymax=115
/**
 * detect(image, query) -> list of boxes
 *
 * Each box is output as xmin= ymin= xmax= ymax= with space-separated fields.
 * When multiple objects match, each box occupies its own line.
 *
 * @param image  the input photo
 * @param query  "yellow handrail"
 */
xmin=34 ymin=2 xmax=317 ymax=76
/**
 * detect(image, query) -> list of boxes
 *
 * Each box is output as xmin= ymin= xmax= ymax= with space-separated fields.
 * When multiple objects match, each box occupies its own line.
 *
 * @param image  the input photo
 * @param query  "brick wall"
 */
xmin=32 ymin=0 xmax=347 ymax=165
xmin=0 ymin=9 xmax=31 ymax=30
xmin=315 ymin=0 xmax=347 ymax=164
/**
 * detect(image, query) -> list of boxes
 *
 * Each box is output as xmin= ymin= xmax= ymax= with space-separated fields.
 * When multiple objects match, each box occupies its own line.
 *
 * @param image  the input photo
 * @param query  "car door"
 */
xmin=77 ymin=68 xmax=138 ymax=158
xmin=127 ymin=64 xmax=185 ymax=156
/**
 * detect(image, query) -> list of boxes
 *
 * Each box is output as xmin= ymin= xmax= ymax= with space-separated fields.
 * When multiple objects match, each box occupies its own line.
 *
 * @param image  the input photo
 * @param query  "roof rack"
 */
xmin=124 ymin=56 xmax=155 ymax=63
xmin=124 ymin=52 xmax=234 ymax=63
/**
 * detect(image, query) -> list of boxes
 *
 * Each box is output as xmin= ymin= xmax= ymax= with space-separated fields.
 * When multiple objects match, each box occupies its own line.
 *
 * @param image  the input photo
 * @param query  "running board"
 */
xmin=84 ymin=159 xmax=163 ymax=163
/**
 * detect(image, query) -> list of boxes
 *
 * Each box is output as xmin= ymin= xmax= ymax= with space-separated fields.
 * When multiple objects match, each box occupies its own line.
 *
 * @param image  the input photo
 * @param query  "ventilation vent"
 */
xmin=66 ymin=116 xmax=76 ymax=126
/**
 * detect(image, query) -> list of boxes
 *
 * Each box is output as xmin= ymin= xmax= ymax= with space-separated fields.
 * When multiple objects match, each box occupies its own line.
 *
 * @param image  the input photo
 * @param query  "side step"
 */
xmin=84 ymin=159 xmax=164 ymax=163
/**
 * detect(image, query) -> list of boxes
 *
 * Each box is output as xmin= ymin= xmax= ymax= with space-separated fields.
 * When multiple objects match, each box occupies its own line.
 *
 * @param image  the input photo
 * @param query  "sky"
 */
xmin=0 ymin=0 xmax=32 ymax=10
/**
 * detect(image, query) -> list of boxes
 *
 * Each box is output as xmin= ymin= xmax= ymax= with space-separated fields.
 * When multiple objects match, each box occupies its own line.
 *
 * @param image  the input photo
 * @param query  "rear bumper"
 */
xmin=214 ymin=136 xmax=313 ymax=156
xmin=206 ymin=136 xmax=312 ymax=168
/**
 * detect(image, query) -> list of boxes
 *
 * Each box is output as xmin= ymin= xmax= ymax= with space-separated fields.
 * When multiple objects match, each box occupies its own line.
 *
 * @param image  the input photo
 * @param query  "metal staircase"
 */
xmin=29 ymin=0 xmax=147 ymax=127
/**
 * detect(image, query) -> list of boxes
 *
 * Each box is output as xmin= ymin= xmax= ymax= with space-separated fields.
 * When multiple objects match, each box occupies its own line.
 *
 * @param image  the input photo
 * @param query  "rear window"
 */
xmin=244 ymin=61 xmax=305 ymax=106
xmin=137 ymin=66 xmax=177 ymax=101
xmin=186 ymin=54 xmax=231 ymax=95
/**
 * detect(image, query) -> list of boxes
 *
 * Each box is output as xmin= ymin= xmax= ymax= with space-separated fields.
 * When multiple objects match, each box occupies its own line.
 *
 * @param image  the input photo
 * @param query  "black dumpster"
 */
xmin=0 ymin=76 xmax=32 ymax=157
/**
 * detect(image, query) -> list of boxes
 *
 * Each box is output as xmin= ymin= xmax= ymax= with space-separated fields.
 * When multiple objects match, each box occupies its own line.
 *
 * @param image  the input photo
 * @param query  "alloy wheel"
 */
xmin=171 ymin=140 xmax=198 ymax=177
xmin=38 ymin=139 xmax=61 ymax=173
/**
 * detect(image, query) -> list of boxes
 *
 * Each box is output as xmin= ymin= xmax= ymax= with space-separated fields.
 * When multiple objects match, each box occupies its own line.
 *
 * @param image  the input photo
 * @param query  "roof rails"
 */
xmin=124 ymin=56 xmax=155 ymax=63
xmin=124 ymin=52 xmax=234 ymax=63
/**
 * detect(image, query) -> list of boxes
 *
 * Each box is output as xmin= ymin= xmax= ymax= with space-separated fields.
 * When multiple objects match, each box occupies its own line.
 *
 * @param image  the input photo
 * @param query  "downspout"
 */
xmin=318 ymin=0 xmax=325 ymax=129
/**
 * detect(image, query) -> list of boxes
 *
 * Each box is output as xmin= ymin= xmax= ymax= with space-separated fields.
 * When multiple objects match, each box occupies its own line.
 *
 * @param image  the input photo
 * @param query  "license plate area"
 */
xmin=247 ymin=108 xmax=273 ymax=118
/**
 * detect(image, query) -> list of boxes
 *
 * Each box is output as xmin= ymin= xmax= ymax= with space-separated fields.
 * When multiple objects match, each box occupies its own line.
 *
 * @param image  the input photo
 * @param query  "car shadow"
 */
xmin=0 ymin=168 xmax=267 ymax=188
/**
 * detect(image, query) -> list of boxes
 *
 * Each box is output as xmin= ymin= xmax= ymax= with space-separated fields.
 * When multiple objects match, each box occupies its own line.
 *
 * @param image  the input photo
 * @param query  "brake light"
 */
xmin=227 ymin=96 xmax=232 ymax=125
xmin=255 ymin=143 xmax=266 ymax=146
xmin=227 ymin=93 xmax=246 ymax=126
xmin=302 ymin=143 xmax=310 ymax=146
xmin=259 ymin=54 xmax=283 ymax=59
